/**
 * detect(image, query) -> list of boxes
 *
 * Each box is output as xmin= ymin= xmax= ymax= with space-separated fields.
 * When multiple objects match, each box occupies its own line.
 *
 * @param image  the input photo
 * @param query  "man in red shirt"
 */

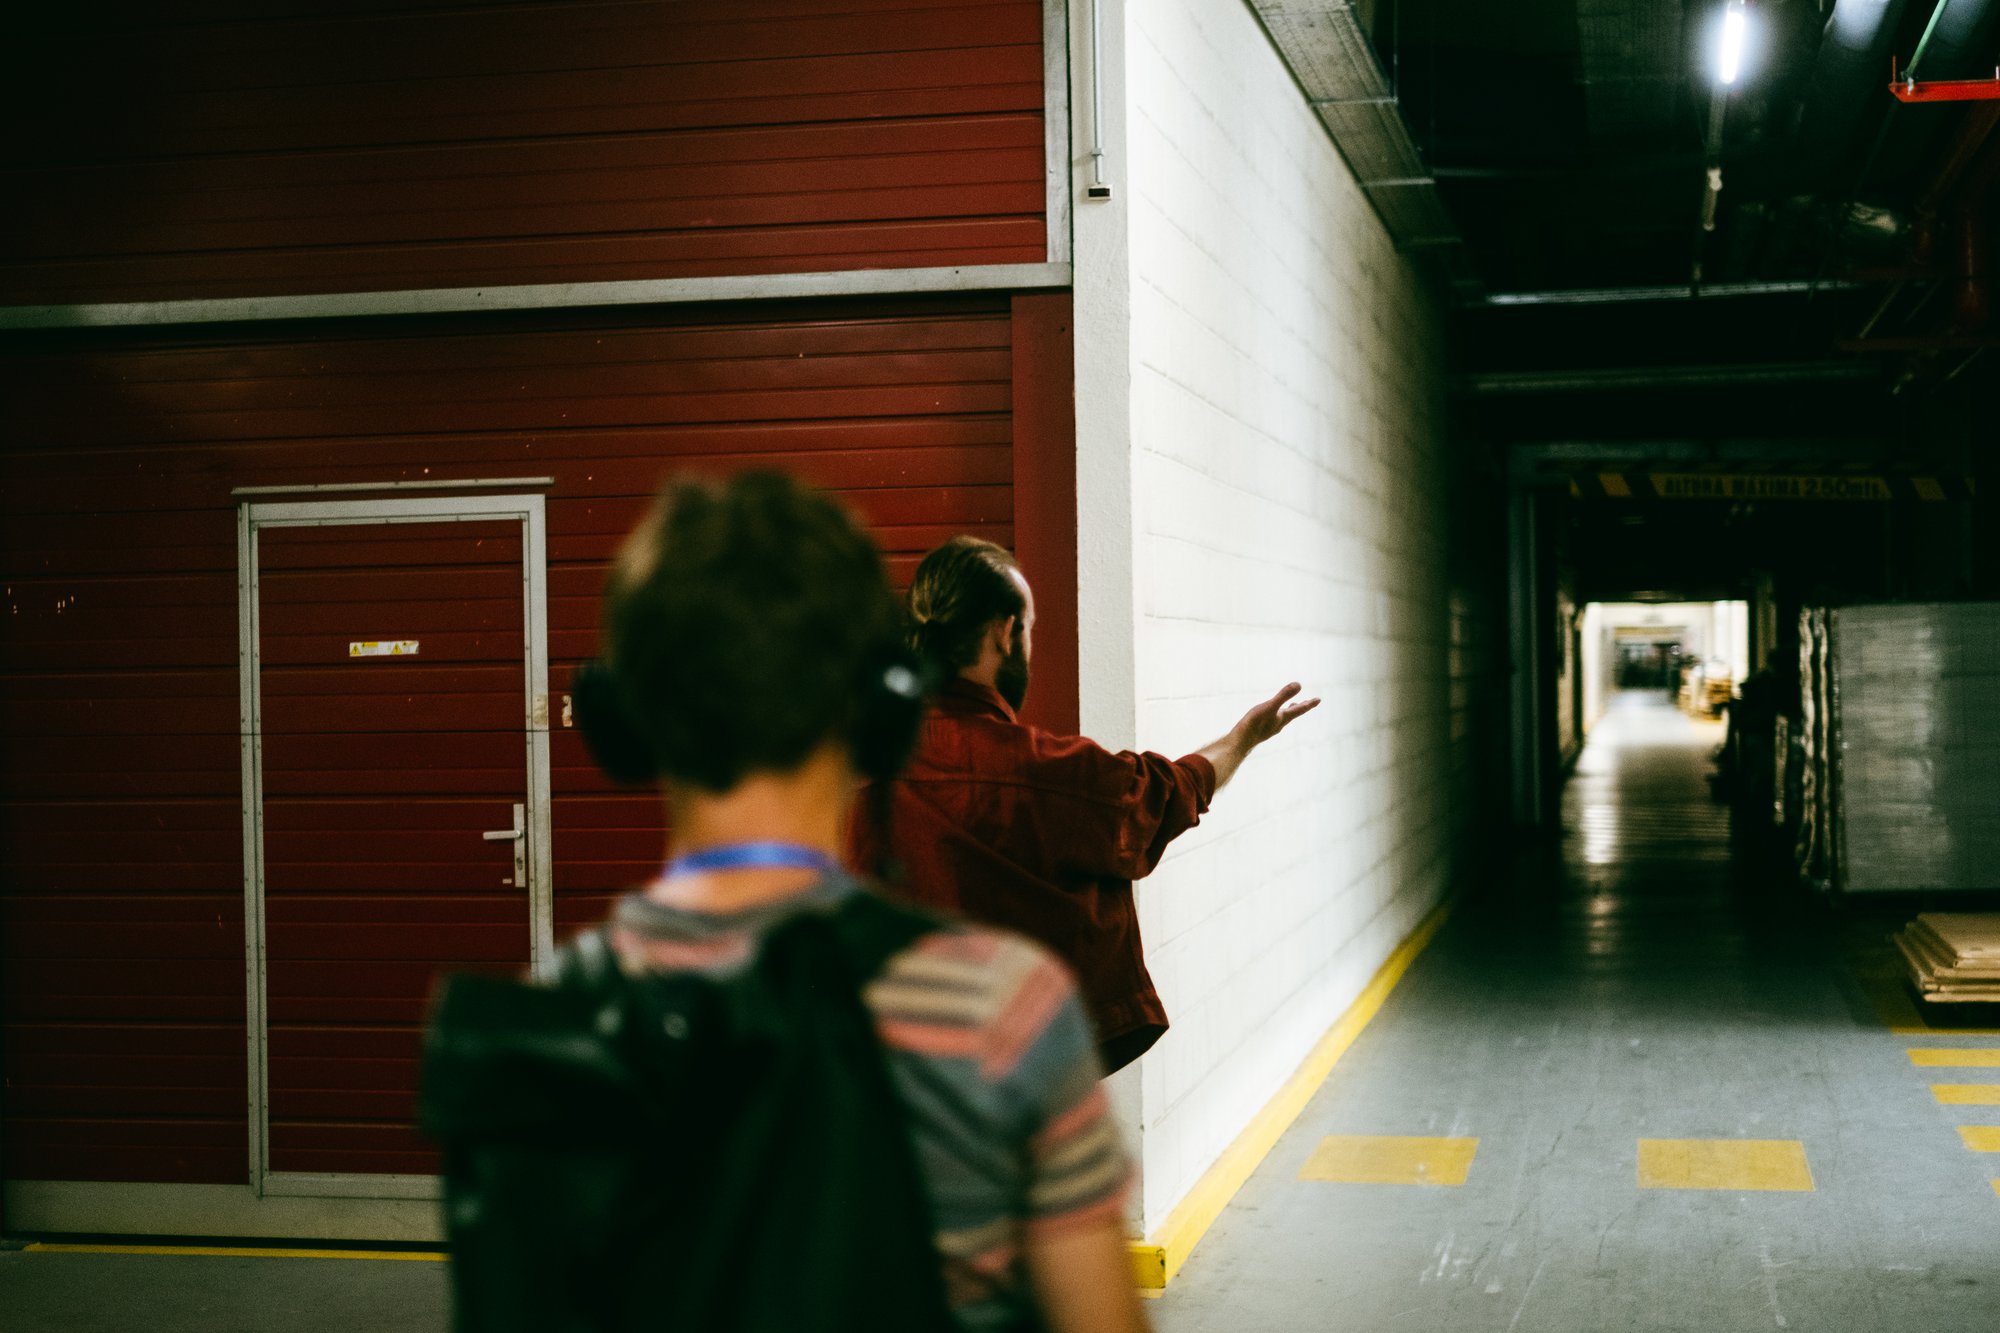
xmin=852 ymin=536 xmax=1318 ymax=1074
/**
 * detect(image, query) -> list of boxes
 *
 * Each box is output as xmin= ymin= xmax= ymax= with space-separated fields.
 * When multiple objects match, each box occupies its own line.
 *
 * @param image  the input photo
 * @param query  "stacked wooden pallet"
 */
xmin=1896 ymin=914 xmax=2000 ymax=1003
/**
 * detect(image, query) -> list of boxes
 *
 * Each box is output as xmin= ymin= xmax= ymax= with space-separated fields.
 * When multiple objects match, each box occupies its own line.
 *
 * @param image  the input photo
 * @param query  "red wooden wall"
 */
xmin=0 ymin=293 xmax=1076 ymax=1183
xmin=0 ymin=0 xmax=1050 ymax=306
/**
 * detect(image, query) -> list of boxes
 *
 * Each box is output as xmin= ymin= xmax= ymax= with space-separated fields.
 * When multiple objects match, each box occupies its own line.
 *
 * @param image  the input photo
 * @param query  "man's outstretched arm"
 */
xmin=1015 ymin=682 xmax=1319 ymax=883
xmin=1197 ymin=682 xmax=1321 ymax=789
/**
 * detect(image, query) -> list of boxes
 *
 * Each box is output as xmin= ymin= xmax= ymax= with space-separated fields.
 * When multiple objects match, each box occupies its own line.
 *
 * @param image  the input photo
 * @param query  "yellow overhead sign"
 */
xmin=1649 ymin=473 xmax=1892 ymax=501
xmin=1570 ymin=472 xmax=1973 ymax=502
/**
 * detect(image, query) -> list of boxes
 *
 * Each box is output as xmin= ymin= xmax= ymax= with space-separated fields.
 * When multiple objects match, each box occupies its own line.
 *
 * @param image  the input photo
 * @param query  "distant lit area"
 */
xmin=1579 ymin=600 xmax=1750 ymax=734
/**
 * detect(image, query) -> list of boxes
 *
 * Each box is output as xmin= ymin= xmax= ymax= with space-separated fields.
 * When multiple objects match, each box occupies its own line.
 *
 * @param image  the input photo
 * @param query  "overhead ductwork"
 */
xmin=1247 ymin=1 xmax=1476 ymax=291
xmin=1576 ymin=0 xmax=1687 ymax=144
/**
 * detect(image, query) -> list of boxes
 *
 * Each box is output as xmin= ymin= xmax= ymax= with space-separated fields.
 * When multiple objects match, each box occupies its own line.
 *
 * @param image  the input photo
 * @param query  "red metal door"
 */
xmin=254 ymin=517 xmax=533 ymax=1181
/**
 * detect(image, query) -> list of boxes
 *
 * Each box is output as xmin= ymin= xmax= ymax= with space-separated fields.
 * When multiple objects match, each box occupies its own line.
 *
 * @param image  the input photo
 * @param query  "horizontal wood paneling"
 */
xmin=3 ymin=1122 xmax=245 ymax=1184
xmin=0 ymin=0 xmax=1049 ymax=305
xmin=0 ymin=296 xmax=1031 ymax=1185
xmin=2 ymin=958 xmax=242 ymax=1025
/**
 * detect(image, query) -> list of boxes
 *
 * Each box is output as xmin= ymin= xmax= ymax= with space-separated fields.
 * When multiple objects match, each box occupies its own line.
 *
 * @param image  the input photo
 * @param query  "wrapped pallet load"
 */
xmin=1825 ymin=603 xmax=2000 ymax=895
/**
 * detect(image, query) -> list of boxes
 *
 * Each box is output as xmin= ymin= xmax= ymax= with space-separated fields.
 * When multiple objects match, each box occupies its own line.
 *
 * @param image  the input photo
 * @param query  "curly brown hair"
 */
xmin=601 ymin=472 xmax=906 ymax=791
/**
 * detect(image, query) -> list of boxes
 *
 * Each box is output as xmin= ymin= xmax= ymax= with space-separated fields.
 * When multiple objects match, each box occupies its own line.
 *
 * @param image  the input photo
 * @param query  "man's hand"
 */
xmin=1199 ymin=682 xmax=1321 ymax=789
xmin=1232 ymin=681 xmax=1320 ymax=749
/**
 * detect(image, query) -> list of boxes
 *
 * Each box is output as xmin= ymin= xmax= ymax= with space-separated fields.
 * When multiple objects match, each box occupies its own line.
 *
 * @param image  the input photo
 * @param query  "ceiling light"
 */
xmin=1717 ymin=3 xmax=1748 ymax=86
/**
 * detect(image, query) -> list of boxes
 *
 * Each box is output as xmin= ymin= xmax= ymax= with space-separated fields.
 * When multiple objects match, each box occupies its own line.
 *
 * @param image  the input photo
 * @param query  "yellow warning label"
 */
xmin=1648 ymin=473 xmax=1893 ymax=502
xmin=349 ymin=640 xmax=419 ymax=658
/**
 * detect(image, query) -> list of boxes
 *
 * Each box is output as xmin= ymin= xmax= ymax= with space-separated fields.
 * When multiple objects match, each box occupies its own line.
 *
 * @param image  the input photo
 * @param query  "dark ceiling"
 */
xmin=1322 ymin=0 xmax=2000 ymax=601
xmin=1376 ymin=0 xmax=2000 ymax=292
xmin=1336 ymin=0 xmax=2000 ymax=482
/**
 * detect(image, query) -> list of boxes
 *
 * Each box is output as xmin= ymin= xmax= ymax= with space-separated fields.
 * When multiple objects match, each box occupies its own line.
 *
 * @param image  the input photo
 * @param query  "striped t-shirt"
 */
xmin=607 ymin=874 xmax=1132 ymax=1332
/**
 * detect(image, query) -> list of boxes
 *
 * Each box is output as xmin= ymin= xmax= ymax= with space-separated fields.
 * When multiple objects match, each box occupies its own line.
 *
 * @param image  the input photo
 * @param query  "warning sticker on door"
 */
xmin=349 ymin=640 xmax=419 ymax=658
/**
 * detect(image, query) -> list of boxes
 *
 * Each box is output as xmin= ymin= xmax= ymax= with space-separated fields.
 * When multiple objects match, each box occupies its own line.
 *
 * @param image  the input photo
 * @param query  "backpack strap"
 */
xmin=553 ymin=924 xmax=620 ymax=994
xmin=730 ymin=885 xmax=957 ymax=1332
xmin=820 ymin=887 xmax=945 ymax=987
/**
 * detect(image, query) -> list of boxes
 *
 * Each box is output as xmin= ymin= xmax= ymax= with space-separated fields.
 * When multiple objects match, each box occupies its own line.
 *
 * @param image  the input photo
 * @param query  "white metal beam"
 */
xmin=0 ymin=263 xmax=1072 ymax=331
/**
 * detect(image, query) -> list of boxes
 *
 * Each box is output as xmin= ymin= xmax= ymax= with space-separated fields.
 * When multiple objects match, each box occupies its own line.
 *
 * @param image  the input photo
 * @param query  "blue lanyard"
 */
xmin=662 ymin=840 xmax=841 ymax=881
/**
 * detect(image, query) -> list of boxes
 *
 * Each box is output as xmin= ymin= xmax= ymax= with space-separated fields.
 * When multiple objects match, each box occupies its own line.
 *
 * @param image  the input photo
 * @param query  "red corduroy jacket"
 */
xmin=851 ymin=679 xmax=1216 ymax=1072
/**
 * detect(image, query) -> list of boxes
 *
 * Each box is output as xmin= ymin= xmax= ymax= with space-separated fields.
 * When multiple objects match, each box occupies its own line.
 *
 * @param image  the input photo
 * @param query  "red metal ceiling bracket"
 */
xmin=1891 ymin=78 xmax=2000 ymax=102
xmin=1890 ymin=57 xmax=2000 ymax=102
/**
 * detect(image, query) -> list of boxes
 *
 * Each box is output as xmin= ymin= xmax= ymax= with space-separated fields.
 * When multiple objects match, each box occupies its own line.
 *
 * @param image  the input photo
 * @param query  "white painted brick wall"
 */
xmin=1123 ymin=0 xmax=1464 ymax=1233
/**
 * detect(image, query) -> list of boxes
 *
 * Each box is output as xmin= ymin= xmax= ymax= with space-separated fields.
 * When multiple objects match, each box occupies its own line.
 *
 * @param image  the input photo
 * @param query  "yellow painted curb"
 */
xmin=1127 ymin=897 xmax=1453 ymax=1290
xmin=24 ymin=1243 xmax=445 ymax=1262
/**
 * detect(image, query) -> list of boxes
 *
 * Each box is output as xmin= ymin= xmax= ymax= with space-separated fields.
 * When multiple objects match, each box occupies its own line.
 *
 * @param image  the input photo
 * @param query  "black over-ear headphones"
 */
xmin=846 ymin=645 xmax=931 ymax=782
xmin=571 ymin=643 xmax=931 ymax=787
xmin=569 ymin=658 xmax=658 ymax=786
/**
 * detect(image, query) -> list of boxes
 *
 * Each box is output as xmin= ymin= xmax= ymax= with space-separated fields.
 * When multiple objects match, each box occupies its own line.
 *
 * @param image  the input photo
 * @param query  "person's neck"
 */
xmin=649 ymin=749 xmax=853 ymax=913
xmin=958 ymin=660 xmax=1001 ymax=692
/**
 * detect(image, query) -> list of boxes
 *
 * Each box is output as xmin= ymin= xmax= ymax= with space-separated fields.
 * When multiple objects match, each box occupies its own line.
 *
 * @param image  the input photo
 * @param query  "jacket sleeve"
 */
xmin=1020 ymin=729 xmax=1217 ymax=882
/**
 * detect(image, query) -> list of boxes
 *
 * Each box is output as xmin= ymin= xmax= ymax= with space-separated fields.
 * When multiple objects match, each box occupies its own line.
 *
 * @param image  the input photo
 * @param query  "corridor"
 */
xmin=6 ymin=3 xmax=2000 ymax=1328
xmin=1152 ymin=692 xmax=2000 ymax=1332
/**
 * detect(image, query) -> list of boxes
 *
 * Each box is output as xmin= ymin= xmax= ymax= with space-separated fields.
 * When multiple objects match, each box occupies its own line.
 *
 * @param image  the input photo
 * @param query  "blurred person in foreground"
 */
xmin=852 ymin=536 xmax=1318 ymax=1075
xmin=424 ymin=474 xmax=1147 ymax=1333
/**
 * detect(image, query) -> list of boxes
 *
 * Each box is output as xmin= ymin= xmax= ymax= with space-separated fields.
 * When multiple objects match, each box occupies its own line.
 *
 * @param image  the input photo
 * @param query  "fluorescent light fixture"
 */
xmin=1717 ymin=3 xmax=1748 ymax=85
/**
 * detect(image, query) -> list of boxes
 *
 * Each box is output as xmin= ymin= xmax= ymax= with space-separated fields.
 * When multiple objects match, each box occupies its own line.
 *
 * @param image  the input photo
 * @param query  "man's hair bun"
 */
xmin=904 ymin=536 xmax=1025 ymax=674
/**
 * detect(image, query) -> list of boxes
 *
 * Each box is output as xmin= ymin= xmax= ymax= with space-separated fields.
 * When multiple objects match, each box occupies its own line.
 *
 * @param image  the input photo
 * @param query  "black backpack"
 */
xmin=418 ymin=891 xmax=959 ymax=1333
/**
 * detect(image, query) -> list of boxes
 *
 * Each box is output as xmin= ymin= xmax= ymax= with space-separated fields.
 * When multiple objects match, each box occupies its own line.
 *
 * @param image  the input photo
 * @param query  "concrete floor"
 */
xmin=0 ymin=1247 xmax=448 ymax=1333
xmin=1152 ymin=692 xmax=2000 ymax=1332
xmin=6 ymin=692 xmax=1996 ymax=1331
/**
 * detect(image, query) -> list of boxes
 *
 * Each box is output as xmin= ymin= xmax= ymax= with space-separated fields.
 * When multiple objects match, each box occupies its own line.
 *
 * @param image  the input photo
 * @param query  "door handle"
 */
xmin=482 ymin=802 xmax=526 ymax=888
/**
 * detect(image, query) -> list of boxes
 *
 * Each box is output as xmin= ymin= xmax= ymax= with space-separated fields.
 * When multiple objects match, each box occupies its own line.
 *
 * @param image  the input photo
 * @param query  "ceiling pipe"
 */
xmin=1793 ymin=0 xmax=1914 ymax=190
xmin=1513 ymin=440 xmax=1897 ymax=470
xmin=1462 ymin=363 xmax=1879 ymax=394
xmin=1476 ymin=280 xmax=1866 ymax=307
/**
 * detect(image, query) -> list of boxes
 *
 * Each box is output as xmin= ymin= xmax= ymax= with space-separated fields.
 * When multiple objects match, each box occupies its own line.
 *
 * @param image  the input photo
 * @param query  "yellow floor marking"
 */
xmin=1637 ymin=1139 xmax=1815 ymax=1192
xmin=1933 ymin=1084 xmax=2000 ymax=1105
xmin=1130 ymin=897 xmax=1454 ymax=1289
xmin=24 ymin=1243 xmax=445 ymax=1262
xmin=1298 ymin=1135 xmax=1479 ymax=1186
xmin=1956 ymin=1126 xmax=2000 ymax=1153
xmin=1908 ymin=1048 xmax=2000 ymax=1067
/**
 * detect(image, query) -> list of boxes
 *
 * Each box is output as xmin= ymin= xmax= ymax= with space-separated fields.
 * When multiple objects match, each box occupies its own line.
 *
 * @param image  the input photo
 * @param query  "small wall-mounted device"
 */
xmin=1086 ymin=183 xmax=1114 ymax=201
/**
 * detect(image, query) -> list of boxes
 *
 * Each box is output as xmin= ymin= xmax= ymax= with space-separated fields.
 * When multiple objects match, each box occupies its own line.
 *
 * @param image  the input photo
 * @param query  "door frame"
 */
xmin=236 ymin=491 xmax=552 ymax=1201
